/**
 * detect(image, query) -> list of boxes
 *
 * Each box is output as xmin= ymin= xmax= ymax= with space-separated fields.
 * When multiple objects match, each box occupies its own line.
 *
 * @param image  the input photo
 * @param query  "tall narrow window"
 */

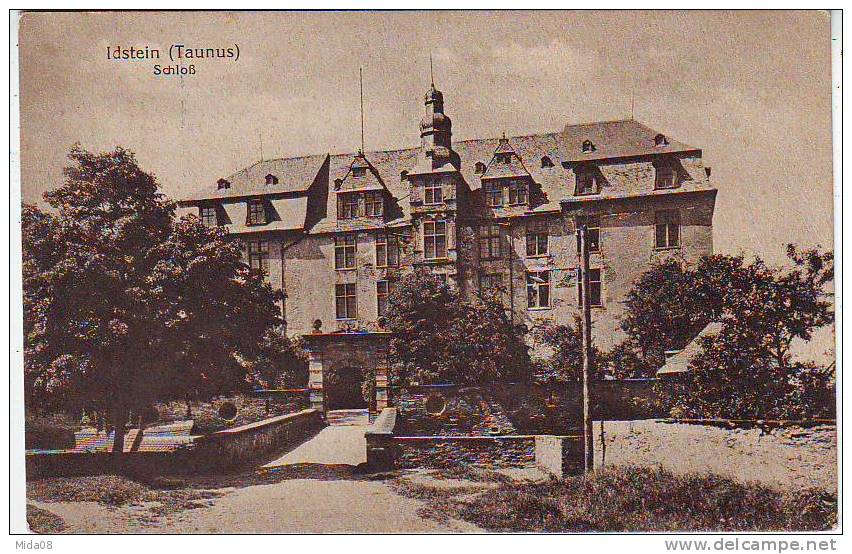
xmin=334 ymin=234 xmax=357 ymax=269
xmin=576 ymin=170 xmax=599 ymax=195
xmin=247 ymin=240 xmax=269 ymax=272
xmin=375 ymin=233 xmax=399 ymax=267
xmin=423 ymin=220 xmax=447 ymax=259
xmin=335 ymin=283 xmax=357 ymax=319
xmin=526 ymin=270 xmax=551 ymax=309
xmin=365 ymin=191 xmax=383 ymax=217
xmin=508 ymin=181 xmax=528 ymax=205
xmin=526 ymin=222 xmax=549 ymax=257
xmin=655 ymin=165 xmax=679 ymax=189
xmin=337 ymin=193 xmax=359 ymax=220
xmin=424 ymin=179 xmax=443 ymax=205
xmin=247 ymin=200 xmax=266 ymax=225
xmin=578 ymin=268 xmax=603 ymax=307
xmin=200 ymin=206 xmax=217 ymax=227
xmin=484 ymin=182 xmax=503 ymax=207
xmin=655 ymin=210 xmax=681 ymax=249
xmin=376 ymin=280 xmax=390 ymax=318
xmin=479 ymin=273 xmax=503 ymax=295
xmin=478 ymin=223 xmax=501 ymax=260
xmin=576 ymin=215 xmax=601 ymax=253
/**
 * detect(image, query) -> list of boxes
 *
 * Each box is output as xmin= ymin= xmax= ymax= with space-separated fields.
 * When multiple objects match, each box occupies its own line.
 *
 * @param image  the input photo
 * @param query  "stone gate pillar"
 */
xmin=374 ymin=338 xmax=391 ymax=412
xmin=307 ymin=347 xmax=324 ymax=412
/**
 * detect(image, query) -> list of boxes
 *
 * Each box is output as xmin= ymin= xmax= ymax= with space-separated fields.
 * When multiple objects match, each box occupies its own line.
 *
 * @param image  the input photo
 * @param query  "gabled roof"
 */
xmin=560 ymin=119 xmax=698 ymax=163
xmin=657 ymin=322 xmax=725 ymax=376
xmin=184 ymin=154 xmax=329 ymax=202
xmin=481 ymin=137 xmax=533 ymax=180
xmin=334 ymin=153 xmax=387 ymax=193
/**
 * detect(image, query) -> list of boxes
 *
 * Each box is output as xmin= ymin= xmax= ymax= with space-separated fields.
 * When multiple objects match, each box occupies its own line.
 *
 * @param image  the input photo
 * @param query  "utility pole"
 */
xmin=578 ymin=225 xmax=594 ymax=473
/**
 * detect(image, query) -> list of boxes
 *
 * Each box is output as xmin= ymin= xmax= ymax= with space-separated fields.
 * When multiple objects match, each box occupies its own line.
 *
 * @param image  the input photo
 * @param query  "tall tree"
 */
xmin=23 ymin=146 xmax=283 ymax=453
xmin=385 ymin=268 xmax=531 ymax=385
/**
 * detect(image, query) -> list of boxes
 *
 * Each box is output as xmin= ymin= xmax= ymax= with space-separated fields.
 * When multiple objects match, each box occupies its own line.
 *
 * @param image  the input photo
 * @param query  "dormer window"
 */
xmin=400 ymin=170 xmax=409 ymax=180
xmin=582 ymin=140 xmax=596 ymax=153
xmin=654 ymin=133 xmax=669 ymax=147
xmin=508 ymin=181 xmax=528 ymax=205
xmin=364 ymin=191 xmax=384 ymax=217
xmin=337 ymin=192 xmax=359 ymax=219
xmin=541 ymin=156 xmax=554 ymax=168
xmin=200 ymin=205 xmax=218 ymax=227
xmin=265 ymin=174 xmax=279 ymax=185
xmin=247 ymin=200 xmax=266 ymax=225
xmin=655 ymin=164 xmax=680 ymax=190
xmin=217 ymin=178 xmax=230 ymax=190
xmin=495 ymin=153 xmax=512 ymax=164
xmin=352 ymin=167 xmax=367 ymax=178
xmin=576 ymin=168 xmax=600 ymax=195
xmin=474 ymin=162 xmax=486 ymax=174
xmin=424 ymin=178 xmax=443 ymax=205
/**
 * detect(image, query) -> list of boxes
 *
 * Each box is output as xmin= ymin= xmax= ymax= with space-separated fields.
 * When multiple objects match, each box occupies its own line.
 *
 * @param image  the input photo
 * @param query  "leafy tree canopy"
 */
xmin=23 ymin=146 xmax=283 ymax=450
xmin=385 ymin=268 xmax=531 ymax=386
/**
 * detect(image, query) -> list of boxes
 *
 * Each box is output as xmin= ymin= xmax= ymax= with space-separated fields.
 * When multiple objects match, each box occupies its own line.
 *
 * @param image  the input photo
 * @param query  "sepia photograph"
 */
xmin=10 ymin=8 xmax=840 ymax=537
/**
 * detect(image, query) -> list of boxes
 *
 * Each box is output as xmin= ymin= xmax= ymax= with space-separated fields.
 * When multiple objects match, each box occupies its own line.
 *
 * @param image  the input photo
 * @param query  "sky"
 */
xmin=18 ymin=10 xmax=834 ymax=265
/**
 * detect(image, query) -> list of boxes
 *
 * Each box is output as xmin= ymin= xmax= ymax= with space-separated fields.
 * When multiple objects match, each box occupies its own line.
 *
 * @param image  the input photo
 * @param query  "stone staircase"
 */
xmin=326 ymin=409 xmax=370 ymax=426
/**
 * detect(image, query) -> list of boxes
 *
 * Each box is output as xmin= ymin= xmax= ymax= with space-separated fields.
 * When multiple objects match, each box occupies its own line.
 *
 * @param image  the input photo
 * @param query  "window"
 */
xmin=474 ymin=161 xmax=487 ymax=174
xmin=484 ymin=182 xmax=503 ymax=207
xmin=217 ymin=178 xmax=230 ymax=190
xmin=337 ymin=193 xmax=359 ymax=220
xmin=352 ymin=166 xmax=367 ymax=178
xmin=423 ymin=220 xmax=447 ymax=260
xmin=576 ymin=170 xmax=599 ymax=195
xmin=265 ymin=174 xmax=278 ymax=185
xmin=508 ymin=181 xmax=528 ymax=205
xmin=479 ymin=273 xmax=503 ymax=294
xmin=655 ymin=165 xmax=679 ymax=189
xmin=365 ymin=191 xmax=383 ymax=217
xmin=576 ymin=215 xmax=601 ymax=253
xmin=541 ymin=156 xmax=554 ymax=168
xmin=335 ymin=283 xmax=357 ymax=319
xmin=582 ymin=139 xmax=596 ymax=153
xmin=478 ymin=223 xmax=501 ymax=260
xmin=655 ymin=210 xmax=681 ymax=249
xmin=526 ymin=223 xmax=548 ymax=257
xmin=424 ymin=179 xmax=443 ymax=205
xmin=577 ymin=268 xmax=603 ymax=307
xmin=375 ymin=233 xmax=399 ymax=267
xmin=376 ymin=281 xmax=390 ymax=318
xmin=334 ymin=234 xmax=357 ymax=269
xmin=527 ymin=271 xmax=551 ymax=309
xmin=654 ymin=133 xmax=669 ymax=147
xmin=247 ymin=240 xmax=269 ymax=272
xmin=247 ymin=200 xmax=266 ymax=225
xmin=496 ymin=153 xmax=512 ymax=164
xmin=200 ymin=206 xmax=217 ymax=227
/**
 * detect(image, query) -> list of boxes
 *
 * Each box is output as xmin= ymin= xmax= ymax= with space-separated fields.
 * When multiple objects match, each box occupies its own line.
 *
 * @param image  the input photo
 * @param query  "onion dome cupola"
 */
xmin=410 ymin=81 xmax=460 ymax=175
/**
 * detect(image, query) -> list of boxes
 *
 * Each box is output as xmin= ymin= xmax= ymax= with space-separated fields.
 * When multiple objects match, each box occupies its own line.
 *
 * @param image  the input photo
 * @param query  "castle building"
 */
xmin=180 ymin=82 xmax=717 ymax=412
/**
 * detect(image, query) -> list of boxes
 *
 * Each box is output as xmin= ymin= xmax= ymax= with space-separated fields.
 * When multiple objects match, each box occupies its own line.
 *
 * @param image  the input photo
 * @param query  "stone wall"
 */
xmin=155 ymin=390 xmax=310 ymax=435
xmin=393 ymin=436 xmax=536 ymax=469
xmin=394 ymin=381 xmax=660 ymax=436
xmin=26 ymin=409 xmax=324 ymax=478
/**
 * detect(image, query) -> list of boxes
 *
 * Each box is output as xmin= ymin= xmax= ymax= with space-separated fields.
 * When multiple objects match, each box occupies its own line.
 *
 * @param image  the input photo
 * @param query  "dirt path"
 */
xmin=30 ymin=424 xmax=481 ymax=534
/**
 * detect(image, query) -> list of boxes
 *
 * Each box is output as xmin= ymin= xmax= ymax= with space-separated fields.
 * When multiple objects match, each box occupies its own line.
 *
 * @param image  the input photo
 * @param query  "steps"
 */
xmin=326 ymin=409 xmax=370 ymax=426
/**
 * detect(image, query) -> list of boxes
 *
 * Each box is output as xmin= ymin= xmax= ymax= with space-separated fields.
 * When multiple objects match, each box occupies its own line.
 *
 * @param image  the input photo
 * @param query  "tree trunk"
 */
xmin=110 ymin=407 xmax=127 ymax=455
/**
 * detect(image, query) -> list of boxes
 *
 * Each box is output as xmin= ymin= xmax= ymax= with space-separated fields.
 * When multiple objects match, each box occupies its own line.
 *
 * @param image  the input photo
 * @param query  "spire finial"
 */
xmin=359 ymin=67 xmax=365 ymax=154
xmin=429 ymin=51 xmax=434 ymax=87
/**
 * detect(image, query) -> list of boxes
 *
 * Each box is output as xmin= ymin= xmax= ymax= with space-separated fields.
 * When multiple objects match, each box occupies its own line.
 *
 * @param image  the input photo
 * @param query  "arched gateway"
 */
xmin=301 ymin=331 xmax=391 ymax=416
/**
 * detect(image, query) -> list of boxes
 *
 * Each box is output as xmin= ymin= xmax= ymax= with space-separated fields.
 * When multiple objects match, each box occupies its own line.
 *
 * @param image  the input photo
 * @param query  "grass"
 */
xmin=393 ymin=466 xmax=837 ymax=532
xmin=26 ymin=474 xmax=223 ymax=522
xmin=26 ymin=505 xmax=66 ymax=534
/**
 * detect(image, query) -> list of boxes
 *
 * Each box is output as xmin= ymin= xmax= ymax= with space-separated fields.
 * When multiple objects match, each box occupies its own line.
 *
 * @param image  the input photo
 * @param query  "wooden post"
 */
xmin=578 ymin=225 xmax=594 ymax=473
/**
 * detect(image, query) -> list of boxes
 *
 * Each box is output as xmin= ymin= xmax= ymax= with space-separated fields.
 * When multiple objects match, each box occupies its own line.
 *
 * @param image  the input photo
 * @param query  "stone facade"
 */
xmin=179 ymin=81 xmax=717 ymax=408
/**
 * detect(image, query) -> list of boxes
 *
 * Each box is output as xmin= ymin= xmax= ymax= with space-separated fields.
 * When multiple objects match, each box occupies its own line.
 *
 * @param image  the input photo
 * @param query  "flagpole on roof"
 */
xmin=359 ymin=67 xmax=365 ymax=154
